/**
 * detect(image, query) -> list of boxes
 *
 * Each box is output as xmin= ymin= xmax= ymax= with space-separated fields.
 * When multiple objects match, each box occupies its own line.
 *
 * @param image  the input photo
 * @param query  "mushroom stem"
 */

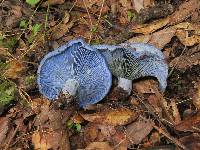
xmin=117 ymin=77 xmax=132 ymax=95
xmin=62 ymin=79 xmax=79 ymax=96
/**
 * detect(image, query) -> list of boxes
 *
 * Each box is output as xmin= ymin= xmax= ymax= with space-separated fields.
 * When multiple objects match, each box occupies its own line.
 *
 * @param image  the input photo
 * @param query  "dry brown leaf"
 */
xmin=133 ymin=79 xmax=159 ymax=94
xmin=4 ymin=60 xmax=24 ymax=79
xmin=120 ymin=0 xmax=132 ymax=10
xmin=42 ymin=0 xmax=65 ymax=7
xmin=169 ymin=0 xmax=199 ymax=25
xmin=51 ymin=21 xmax=74 ymax=40
xmin=179 ymin=133 xmax=200 ymax=150
xmin=175 ymin=112 xmax=200 ymax=132
xmin=132 ymin=0 xmax=144 ymax=12
xmin=85 ymin=142 xmax=113 ymax=150
xmin=169 ymin=45 xmax=200 ymax=71
xmin=0 ymin=48 xmax=9 ymax=56
xmin=193 ymin=82 xmax=200 ymax=109
xmin=128 ymin=35 xmax=151 ymax=44
xmin=173 ymin=22 xmax=200 ymax=32
xmin=148 ymin=27 xmax=176 ymax=49
xmin=170 ymin=100 xmax=181 ymax=125
xmin=131 ymin=17 xmax=169 ymax=34
xmin=176 ymin=30 xmax=200 ymax=46
xmin=32 ymin=130 xmax=70 ymax=150
xmin=0 ymin=117 xmax=10 ymax=145
xmin=125 ymin=117 xmax=154 ymax=145
xmin=129 ymin=26 xmax=176 ymax=49
xmin=81 ymin=108 xmax=138 ymax=126
xmin=6 ymin=5 xmax=22 ymax=27
xmin=84 ymin=123 xmax=116 ymax=144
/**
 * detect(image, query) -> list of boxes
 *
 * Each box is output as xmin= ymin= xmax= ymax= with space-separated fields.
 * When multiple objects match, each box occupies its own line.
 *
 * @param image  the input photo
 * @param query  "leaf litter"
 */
xmin=0 ymin=0 xmax=200 ymax=149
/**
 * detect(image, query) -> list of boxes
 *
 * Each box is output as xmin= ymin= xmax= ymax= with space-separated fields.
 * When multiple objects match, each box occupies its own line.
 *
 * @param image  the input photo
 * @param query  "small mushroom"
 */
xmin=37 ymin=39 xmax=112 ymax=107
xmin=93 ymin=42 xmax=168 ymax=96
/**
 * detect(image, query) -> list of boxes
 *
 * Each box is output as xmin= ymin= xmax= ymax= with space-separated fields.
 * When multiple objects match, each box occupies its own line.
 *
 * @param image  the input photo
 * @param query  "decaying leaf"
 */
xmin=169 ymin=0 xmax=199 ymax=25
xmin=169 ymin=45 xmax=200 ymax=71
xmin=175 ymin=112 xmax=200 ymax=132
xmin=85 ymin=142 xmax=113 ymax=150
xmin=129 ymin=27 xmax=176 ymax=49
xmin=4 ymin=60 xmax=24 ymax=79
xmin=0 ymin=117 xmax=10 ymax=145
xmin=131 ymin=17 xmax=169 ymax=34
xmin=84 ymin=123 xmax=116 ymax=144
xmin=81 ymin=107 xmax=138 ymax=126
xmin=176 ymin=30 xmax=200 ymax=46
xmin=125 ymin=117 xmax=154 ymax=145
xmin=51 ymin=12 xmax=74 ymax=40
xmin=193 ymin=81 xmax=200 ymax=110
xmin=132 ymin=0 xmax=144 ymax=12
xmin=42 ymin=0 xmax=65 ymax=7
xmin=32 ymin=130 xmax=70 ymax=150
xmin=179 ymin=133 xmax=200 ymax=150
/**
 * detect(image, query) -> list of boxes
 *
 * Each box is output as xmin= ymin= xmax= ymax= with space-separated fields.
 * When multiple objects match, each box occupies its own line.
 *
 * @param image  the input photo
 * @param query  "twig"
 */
xmin=153 ymin=125 xmax=187 ymax=150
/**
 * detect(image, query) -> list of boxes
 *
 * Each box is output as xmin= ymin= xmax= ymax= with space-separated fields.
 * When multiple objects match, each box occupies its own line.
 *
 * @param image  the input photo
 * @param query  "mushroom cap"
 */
xmin=37 ymin=39 xmax=112 ymax=107
xmin=92 ymin=43 xmax=168 ymax=92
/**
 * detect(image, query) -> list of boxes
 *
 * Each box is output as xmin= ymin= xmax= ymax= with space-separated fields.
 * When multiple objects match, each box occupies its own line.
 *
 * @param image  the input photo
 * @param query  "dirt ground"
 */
xmin=0 ymin=0 xmax=200 ymax=149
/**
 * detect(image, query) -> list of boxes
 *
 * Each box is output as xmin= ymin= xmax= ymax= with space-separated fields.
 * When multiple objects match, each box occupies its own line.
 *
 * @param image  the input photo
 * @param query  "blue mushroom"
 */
xmin=93 ymin=42 xmax=168 ymax=94
xmin=37 ymin=39 xmax=112 ymax=107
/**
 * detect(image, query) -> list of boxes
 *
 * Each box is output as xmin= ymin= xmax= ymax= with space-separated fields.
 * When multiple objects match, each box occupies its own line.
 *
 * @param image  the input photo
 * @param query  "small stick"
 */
xmin=153 ymin=125 xmax=187 ymax=150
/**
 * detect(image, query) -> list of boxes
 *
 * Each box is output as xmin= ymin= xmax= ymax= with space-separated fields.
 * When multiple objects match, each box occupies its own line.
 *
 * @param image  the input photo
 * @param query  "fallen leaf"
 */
xmin=119 ymin=0 xmax=132 ymax=10
xmin=193 ymin=81 xmax=200 ymax=109
xmin=42 ymin=0 xmax=65 ymax=7
xmin=176 ymin=30 xmax=200 ymax=46
xmin=4 ymin=60 xmax=24 ymax=79
xmin=169 ymin=45 xmax=200 ymax=71
xmin=52 ymin=22 xmax=74 ymax=40
xmin=125 ymin=117 xmax=154 ymax=145
xmin=128 ymin=27 xmax=176 ymax=49
xmin=170 ymin=100 xmax=181 ymax=125
xmin=169 ymin=0 xmax=198 ymax=25
xmin=175 ymin=112 xmax=200 ymax=132
xmin=32 ymin=129 xmax=70 ymax=150
xmin=0 ymin=117 xmax=10 ymax=145
xmin=84 ymin=123 xmax=116 ymax=144
xmin=179 ymin=133 xmax=200 ymax=150
xmin=148 ymin=27 xmax=176 ymax=49
xmin=133 ymin=79 xmax=159 ymax=94
xmin=81 ymin=107 xmax=138 ymax=126
xmin=85 ymin=142 xmax=113 ymax=150
xmin=132 ymin=0 xmax=144 ymax=12
xmin=131 ymin=17 xmax=169 ymax=34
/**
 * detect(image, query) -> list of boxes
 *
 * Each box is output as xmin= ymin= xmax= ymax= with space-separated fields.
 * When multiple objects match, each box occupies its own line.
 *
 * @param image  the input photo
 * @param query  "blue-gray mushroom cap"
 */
xmin=93 ymin=43 xmax=168 ymax=92
xmin=37 ymin=39 xmax=112 ymax=107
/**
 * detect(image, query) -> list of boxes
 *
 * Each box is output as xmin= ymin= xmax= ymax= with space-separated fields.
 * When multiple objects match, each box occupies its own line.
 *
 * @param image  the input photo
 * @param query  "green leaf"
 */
xmin=26 ymin=0 xmax=40 ymax=6
xmin=0 ymin=77 xmax=16 ymax=111
xmin=91 ymin=26 xmax=98 ymax=33
xmin=32 ymin=23 xmax=42 ymax=36
xmin=20 ymin=20 xmax=28 ymax=29
xmin=127 ymin=10 xmax=133 ymax=21
xmin=75 ymin=123 xmax=81 ymax=132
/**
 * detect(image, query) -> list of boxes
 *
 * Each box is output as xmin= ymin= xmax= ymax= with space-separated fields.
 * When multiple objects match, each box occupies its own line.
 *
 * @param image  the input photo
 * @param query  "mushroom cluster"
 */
xmin=37 ymin=38 xmax=168 ymax=107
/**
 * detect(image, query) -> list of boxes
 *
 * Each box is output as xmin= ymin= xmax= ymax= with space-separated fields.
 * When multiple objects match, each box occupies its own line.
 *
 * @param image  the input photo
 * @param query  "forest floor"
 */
xmin=0 ymin=0 xmax=200 ymax=149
